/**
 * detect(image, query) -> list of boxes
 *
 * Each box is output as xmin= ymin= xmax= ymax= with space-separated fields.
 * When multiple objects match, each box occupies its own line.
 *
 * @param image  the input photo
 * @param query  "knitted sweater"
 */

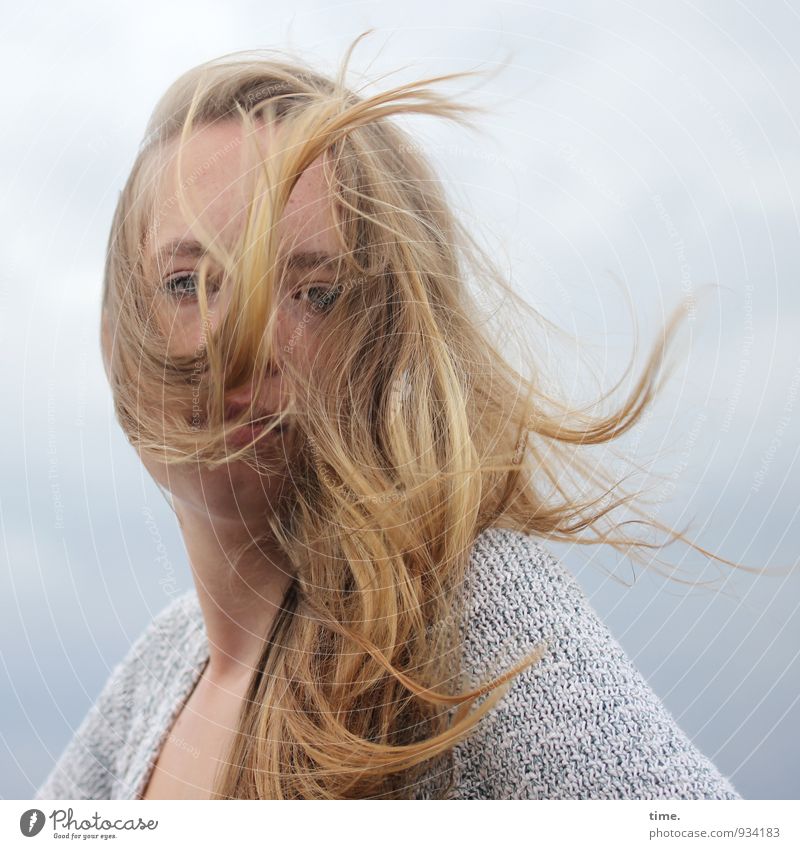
xmin=35 ymin=527 xmax=741 ymax=800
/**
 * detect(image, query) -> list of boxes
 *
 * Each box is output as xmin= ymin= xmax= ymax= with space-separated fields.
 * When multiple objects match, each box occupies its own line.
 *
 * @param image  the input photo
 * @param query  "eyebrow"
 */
xmin=152 ymin=238 xmax=206 ymax=268
xmin=150 ymin=238 xmax=339 ymax=274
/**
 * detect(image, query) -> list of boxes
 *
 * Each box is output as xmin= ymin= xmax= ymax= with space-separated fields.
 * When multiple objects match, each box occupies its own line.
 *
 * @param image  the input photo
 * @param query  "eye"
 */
xmin=163 ymin=272 xmax=220 ymax=300
xmin=293 ymin=283 xmax=341 ymax=312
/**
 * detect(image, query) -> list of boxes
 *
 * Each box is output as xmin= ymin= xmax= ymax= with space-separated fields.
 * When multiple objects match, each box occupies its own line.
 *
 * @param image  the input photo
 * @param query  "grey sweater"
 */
xmin=35 ymin=527 xmax=741 ymax=800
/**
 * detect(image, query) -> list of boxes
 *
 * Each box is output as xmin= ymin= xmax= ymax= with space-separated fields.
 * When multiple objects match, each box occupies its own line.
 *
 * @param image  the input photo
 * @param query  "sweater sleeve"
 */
xmin=34 ymin=592 xmax=191 ymax=800
xmin=448 ymin=528 xmax=742 ymax=800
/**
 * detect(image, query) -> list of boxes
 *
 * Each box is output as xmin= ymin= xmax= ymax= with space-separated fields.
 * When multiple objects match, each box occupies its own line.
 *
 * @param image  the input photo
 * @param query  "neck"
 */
xmin=174 ymin=501 xmax=294 ymax=685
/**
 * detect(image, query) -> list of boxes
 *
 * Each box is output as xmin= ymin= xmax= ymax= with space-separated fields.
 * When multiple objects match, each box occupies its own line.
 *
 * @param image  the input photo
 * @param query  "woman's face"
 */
xmin=104 ymin=118 xmax=341 ymax=523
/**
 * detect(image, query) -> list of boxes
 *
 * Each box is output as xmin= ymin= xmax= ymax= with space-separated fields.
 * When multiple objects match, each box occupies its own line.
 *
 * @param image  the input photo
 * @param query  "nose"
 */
xmin=224 ymin=382 xmax=261 ymax=419
xmin=219 ymin=309 xmax=285 ymax=420
xmin=224 ymin=382 xmax=254 ymax=419
xmin=223 ymin=375 xmax=283 ymax=421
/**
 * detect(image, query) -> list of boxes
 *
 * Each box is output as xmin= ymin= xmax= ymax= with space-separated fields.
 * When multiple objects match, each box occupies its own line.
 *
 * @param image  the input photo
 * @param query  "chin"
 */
xmin=144 ymin=442 xmax=292 ymax=524
xmin=196 ymin=454 xmax=292 ymax=516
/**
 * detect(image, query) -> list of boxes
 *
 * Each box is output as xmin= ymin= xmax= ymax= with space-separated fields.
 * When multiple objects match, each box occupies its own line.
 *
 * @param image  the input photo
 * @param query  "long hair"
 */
xmin=101 ymin=32 xmax=749 ymax=799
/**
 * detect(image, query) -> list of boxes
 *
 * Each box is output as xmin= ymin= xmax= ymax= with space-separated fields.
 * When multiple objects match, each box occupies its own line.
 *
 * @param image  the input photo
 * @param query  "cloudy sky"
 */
xmin=1 ymin=1 xmax=797 ymax=799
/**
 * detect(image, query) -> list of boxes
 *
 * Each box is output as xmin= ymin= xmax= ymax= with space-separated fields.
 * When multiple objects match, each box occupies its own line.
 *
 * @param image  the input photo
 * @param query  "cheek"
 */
xmin=274 ymin=305 xmax=327 ymax=374
xmin=156 ymin=302 xmax=219 ymax=358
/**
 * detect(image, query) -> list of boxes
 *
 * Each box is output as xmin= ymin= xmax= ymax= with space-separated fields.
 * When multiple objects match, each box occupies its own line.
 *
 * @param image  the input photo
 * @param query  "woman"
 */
xmin=35 ymin=36 xmax=742 ymax=800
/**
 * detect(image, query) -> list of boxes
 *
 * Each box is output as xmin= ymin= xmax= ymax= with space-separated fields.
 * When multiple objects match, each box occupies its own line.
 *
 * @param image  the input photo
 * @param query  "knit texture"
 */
xmin=35 ymin=527 xmax=741 ymax=800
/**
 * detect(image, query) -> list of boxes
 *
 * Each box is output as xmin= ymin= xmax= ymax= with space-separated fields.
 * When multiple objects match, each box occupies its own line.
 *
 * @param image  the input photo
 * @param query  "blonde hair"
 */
xmin=101 ymin=32 xmax=750 ymax=798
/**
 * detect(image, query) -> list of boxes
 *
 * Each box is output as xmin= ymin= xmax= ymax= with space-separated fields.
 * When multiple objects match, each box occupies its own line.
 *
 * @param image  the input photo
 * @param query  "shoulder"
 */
xmin=103 ymin=588 xmax=203 ymax=690
xmin=35 ymin=588 xmax=203 ymax=800
xmin=457 ymin=525 xmax=583 ymax=676
xmin=463 ymin=524 xmax=580 ymax=618
xmin=128 ymin=588 xmax=203 ymax=660
xmin=108 ymin=587 xmax=205 ymax=714
xmin=447 ymin=526 xmax=741 ymax=800
xmin=466 ymin=525 xmax=568 ymax=587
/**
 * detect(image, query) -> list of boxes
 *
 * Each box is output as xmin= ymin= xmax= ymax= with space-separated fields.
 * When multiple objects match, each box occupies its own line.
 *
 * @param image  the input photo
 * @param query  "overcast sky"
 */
xmin=1 ymin=1 xmax=798 ymax=800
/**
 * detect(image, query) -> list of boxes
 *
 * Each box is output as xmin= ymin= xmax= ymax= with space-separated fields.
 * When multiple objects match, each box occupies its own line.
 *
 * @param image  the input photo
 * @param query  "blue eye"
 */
xmin=164 ymin=273 xmax=219 ymax=299
xmin=294 ymin=284 xmax=341 ymax=311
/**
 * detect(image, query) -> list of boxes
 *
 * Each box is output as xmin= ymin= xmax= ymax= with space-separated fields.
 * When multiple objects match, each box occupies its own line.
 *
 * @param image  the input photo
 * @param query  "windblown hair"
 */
xmin=100 ymin=33 xmax=741 ymax=798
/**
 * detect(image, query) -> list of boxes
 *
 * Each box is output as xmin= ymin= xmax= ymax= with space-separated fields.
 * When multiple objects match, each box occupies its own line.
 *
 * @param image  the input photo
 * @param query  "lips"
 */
xmin=225 ymin=416 xmax=287 ymax=448
xmin=224 ymin=399 xmax=278 ymax=422
xmin=226 ymin=422 xmax=283 ymax=447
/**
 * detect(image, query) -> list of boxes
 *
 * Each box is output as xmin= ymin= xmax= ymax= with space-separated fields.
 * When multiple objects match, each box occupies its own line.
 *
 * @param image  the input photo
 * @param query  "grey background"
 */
xmin=1 ymin=1 xmax=797 ymax=800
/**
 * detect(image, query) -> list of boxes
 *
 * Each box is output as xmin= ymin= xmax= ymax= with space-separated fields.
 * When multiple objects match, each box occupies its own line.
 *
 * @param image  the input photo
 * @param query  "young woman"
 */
xmin=36 ymin=36 xmax=743 ymax=801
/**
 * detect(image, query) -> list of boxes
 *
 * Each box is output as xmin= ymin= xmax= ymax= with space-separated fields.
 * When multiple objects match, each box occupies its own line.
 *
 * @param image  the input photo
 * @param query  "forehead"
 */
xmin=143 ymin=119 xmax=338 ymax=271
